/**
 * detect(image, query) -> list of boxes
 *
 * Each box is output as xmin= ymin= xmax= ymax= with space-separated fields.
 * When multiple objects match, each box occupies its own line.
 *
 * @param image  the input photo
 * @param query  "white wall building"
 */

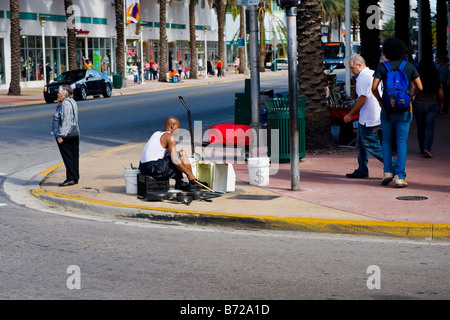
xmin=0 ymin=0 xmax=219 ymax=90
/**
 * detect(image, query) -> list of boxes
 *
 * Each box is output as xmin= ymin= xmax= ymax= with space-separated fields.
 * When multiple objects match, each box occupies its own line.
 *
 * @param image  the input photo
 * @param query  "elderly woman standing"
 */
xmin=52 ymin=85 xmax=80 ymax=186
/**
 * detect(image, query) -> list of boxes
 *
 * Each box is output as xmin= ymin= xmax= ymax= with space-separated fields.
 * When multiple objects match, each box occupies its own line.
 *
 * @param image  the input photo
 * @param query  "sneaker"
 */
xmin=394 ymin=175 xmax=408 ymax=188
xmin=381 ymin=172 xmax=393 ymax=185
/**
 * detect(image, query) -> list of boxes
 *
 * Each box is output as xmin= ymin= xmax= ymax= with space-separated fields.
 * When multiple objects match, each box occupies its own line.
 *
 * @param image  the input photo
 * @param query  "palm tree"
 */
xmin=258 ymin=1 xmax=269 ymax=72
xmin=65 ymin=0 xmax=77 ymax=70
xmin=297 ymin=0 xmax=334 ymax=149
xmin=214 ymin=0 xmax=226 ymax=76
xmin=115 ymin=0 xmax=125 ymax=79
xmin=159 ymin=0 xmax=168 ymax=82
xmin=321 ymin=0 xmax=345 ymax=42
xmin=8 ymin=0 xmax=20 ymax=95
xmin=189 ymin=0 xmax=198 ymax=79
xmin=419 ymin=0 xmax=433 ymax=62
xmin=358 ymin=0 xmax=380 ymax=70
xmin=381 ymin=17 xmax=395 ymax=38
xmin=436 ymin=0 xmax=448 ymax=57
xmin=239 ymin=5 xmax=246 ymax=74
xmin=394 ymin=0 xmax=411 ymax=60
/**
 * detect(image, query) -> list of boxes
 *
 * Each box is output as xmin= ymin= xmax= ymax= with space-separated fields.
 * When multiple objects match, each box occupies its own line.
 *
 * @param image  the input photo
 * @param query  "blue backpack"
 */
xmin=382 ymin=60 xmax=411 ymax=113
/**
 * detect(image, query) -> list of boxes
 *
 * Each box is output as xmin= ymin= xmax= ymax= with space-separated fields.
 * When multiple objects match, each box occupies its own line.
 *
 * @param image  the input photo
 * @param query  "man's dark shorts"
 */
xmin=139 ymin=154 xmax=182 ymax=181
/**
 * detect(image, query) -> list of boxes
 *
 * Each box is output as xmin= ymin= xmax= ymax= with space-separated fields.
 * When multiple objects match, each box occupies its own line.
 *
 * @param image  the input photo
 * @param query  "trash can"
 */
xmin=271 ymin=61 xmax=277 ymax=71
xmin=113 ymin=72 xmax=122 ymax=89
xmin=264 ymin=97 xmax=307 ymax=162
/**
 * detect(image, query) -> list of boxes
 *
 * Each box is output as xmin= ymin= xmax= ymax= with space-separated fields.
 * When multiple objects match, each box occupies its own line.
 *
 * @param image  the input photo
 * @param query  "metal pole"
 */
xmin=41 ymin=23 xmax=46 ymax=85
xmin=248 ymin=5 xmax=261 ymax=130
xmin=140 ymin=26 xmax=145 ymax=84
xmin=344 ymin=0 xmax=351 ymax=97
xmin=286 ymin=6 xmax=299 ymax=191
xmin=204 ymin=28 xmax=208 ymax=78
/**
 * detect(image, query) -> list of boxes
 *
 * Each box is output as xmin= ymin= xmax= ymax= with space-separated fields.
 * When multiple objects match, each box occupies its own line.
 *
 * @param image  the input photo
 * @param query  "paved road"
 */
xmin=1 ymin=77 xmax=449 ymax=301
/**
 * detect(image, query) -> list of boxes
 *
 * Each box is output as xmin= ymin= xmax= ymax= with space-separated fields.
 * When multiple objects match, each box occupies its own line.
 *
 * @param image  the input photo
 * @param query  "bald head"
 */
xmin=164 ymin=116 xmax=180 ymax=132
xmin=349 ymin=55 xmax=366 ymax=76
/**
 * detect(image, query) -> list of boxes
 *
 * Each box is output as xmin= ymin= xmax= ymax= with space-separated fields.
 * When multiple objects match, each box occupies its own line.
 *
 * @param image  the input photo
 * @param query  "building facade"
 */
xmin=0 ymin=0 xmax=219 ymax=90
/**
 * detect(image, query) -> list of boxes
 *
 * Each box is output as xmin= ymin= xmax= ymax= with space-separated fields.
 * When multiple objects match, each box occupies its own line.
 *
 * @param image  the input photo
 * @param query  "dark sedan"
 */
xmin=43 ymin=69 xmax=113 ymax=103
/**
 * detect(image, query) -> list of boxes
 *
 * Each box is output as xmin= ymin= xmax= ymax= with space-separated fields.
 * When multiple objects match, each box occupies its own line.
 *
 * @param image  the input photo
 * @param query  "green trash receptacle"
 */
xmin=113 ymin=72 xmax=122 ymax=89
xmin=271 ymin=61 xmax=277 ymax=71
xmin=264 ymin=97 xmax=307 ymax=162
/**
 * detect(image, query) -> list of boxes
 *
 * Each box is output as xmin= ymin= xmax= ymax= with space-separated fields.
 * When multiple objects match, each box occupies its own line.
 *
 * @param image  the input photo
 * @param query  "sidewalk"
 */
xmin=4 ymin=70 xmax=449 ymax=240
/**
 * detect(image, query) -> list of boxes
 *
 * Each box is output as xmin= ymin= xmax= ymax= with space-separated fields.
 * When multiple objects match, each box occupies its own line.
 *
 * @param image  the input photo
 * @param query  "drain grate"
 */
xmin=396 ymin=196 xmax=428 ymax=201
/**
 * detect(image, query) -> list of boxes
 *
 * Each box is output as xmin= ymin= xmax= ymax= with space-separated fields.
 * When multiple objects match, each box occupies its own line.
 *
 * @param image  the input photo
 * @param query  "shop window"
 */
xmin=0 ymin=39 xmax=4 ymax=84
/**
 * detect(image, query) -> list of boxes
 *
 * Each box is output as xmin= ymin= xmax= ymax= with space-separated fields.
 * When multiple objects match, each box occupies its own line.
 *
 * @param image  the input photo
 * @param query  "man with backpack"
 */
xmin=372 ymin=37 xmax=423 ymax=188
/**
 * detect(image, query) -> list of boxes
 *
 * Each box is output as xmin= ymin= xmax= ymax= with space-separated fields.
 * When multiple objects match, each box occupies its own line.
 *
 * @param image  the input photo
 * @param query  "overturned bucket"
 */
xmin=247 ymin=157 xmax=270 ymax=186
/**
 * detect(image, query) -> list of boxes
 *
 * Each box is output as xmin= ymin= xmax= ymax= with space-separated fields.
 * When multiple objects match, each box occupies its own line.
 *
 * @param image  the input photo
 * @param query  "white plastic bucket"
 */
xmin=247 ymin=157 xmax=270 ymax=186
xmin=124 ymin=168 xmax=140 ymax=194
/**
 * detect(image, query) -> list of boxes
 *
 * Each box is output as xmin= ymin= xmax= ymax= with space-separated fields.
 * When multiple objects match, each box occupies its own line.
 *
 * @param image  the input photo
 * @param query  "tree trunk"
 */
xmin=394 ymin=0 xmax=411 ymax=61
xmin=359 ymin=0 xmax=380 ymax=70
xmin=297 ymin=0 xmax=334 ymax=150
xmin=115 ymin=0 xmax=125 ymax=77
xmin=419 ymin=0 xmax=433 ymax=63
xmin=8 ymin=0 xmax=21 ymax=95
xmin=216 ymin=0 xmax=226 ymax=75
xmin=189 ymin=0 xmax=198 ymax=79
xmin=159 ymin=0 xmax=168 ymax=82
xmin=239 ymin=6 xmax=246 ymax=74
xmin=65 ymin=0 xmax=77 ymax=70
xmin=436 ymin=0 xmax=448 ymax=57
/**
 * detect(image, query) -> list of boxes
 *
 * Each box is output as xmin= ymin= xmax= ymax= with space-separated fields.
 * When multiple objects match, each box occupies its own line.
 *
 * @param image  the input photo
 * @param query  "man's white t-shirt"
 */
xmin=356 ymin=67 xmax=381 ymax=127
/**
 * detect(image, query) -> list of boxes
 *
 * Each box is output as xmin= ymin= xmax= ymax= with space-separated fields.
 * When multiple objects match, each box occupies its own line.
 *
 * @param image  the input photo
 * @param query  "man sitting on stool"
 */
xmin=139 ymin=116 xmax=201 ymax=191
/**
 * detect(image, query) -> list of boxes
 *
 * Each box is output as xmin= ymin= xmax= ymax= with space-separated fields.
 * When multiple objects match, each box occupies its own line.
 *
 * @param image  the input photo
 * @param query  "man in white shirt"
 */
xmin=344 ymin=55 xmax=383 ymax=179
xmin=139 ymin=117 xmax=200 ymax=191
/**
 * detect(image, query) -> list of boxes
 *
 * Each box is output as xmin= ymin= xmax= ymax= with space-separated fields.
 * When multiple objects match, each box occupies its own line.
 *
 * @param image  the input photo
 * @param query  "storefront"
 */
xmin=0 ymin=38 xmax=4 ymax=84
xmin=76 ymin=36 xmax=115 ymax=74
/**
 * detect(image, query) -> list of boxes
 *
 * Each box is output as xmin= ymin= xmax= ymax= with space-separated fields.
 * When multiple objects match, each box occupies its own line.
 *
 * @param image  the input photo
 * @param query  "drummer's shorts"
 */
xmin=139 ymin=155 xmax=183 ymax=181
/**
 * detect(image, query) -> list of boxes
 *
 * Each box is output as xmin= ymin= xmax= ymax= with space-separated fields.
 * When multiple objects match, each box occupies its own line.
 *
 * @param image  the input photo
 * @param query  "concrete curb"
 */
xmin=31 ymin=188 xmax=450 ymax=241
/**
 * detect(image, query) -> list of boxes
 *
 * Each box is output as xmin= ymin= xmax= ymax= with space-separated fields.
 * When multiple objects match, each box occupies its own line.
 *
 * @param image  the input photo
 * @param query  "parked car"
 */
xmin=43 ymin=69 xmax=113 ymax=103
xmin=265 ymin=58 xmax=288 ymax=70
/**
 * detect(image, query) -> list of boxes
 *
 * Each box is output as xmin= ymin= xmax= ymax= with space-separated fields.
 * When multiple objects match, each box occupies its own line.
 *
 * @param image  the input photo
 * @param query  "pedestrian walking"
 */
xmin=372 ymin=37 xmax=423 ymax=188
xmin=152 ymin=61 xmax=158 ymax=80
xmin=177 ymin=60 xmax=183 ymax=79
xmin=207 ymin=58 xmax=213 ymax=75
xmin=132 ymin=62 xmax=139 ymax=84
xmin=344 ymin=55 xmax=383 ymax=179
xmin=413 ymin=59 xmax=444 ymax=158
xmin=216 ymin=58 xmax=222 ymax=77
xmin=234 ymin=57 xmax=240 ymax=74
xmin=51 ymin=85 xmax=80 ymax=187
xmin=144 ymin=60 xmax=150 ymax=80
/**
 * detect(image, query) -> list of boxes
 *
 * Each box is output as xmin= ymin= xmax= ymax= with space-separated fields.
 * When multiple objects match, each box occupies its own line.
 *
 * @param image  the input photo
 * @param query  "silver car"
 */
xmin=265 ymin=58 xmax=288 ymax=70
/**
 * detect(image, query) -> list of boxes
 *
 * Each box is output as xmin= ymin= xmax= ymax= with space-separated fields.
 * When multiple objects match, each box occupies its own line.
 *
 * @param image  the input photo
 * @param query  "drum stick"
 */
xmin=195 ymin=180 xmax=215 ymax=193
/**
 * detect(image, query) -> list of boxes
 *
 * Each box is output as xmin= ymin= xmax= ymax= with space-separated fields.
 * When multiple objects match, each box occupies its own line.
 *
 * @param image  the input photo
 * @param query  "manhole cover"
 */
xmin=396 ymin=196 xmax=428 ymax=201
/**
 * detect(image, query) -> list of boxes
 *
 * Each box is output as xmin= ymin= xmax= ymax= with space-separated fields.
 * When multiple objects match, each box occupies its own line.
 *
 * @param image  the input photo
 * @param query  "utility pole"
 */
xmin=344 ymin=0 xmax=351 ymax=97
xmin=247 ymin=3 xmax=261 ymax=131
xmin=277 ymin=0 xmax=301 ymax=191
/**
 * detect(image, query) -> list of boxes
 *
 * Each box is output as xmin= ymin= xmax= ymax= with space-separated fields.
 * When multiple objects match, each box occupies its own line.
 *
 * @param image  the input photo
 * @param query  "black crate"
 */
xmin=137 ymin=174 xmax=169 ymax=198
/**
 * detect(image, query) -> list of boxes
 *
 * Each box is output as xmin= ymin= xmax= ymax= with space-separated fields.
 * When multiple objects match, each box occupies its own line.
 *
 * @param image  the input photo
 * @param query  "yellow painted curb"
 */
xmin=31 ymin=188 xmax=450 ymax=241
